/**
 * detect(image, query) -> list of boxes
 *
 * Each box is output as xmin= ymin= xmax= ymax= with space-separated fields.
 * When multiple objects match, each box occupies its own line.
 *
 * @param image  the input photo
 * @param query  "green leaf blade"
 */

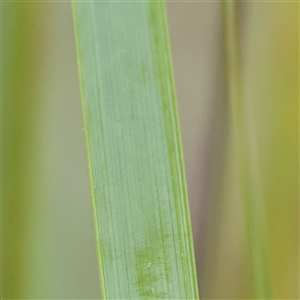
xmin=72 ymin=1 xmax=199 ymax=299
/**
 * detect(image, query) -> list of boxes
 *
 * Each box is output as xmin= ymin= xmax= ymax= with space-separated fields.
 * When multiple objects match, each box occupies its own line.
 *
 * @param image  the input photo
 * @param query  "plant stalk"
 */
xmin=222 ymin=1 xmax=271 ymax=299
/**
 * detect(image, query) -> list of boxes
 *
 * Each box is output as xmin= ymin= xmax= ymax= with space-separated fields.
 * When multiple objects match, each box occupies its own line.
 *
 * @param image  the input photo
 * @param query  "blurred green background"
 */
xmin=2 ymin=1 xmax=299 ymax=299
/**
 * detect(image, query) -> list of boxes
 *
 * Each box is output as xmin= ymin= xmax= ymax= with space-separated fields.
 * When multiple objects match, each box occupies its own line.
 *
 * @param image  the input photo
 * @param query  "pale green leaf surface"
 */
xmin=72 ymin=1 xmax=199 ymax=299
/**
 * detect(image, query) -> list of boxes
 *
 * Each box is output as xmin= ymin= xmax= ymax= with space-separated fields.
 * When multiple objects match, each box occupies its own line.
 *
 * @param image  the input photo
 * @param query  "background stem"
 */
xmin=222 ymin=1 xmax=271 ymax=299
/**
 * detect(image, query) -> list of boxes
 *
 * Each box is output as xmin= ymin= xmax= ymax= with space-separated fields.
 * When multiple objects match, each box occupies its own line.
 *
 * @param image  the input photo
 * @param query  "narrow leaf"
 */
xmin=72 ymin=1 xmax=199 ymax=299
xmin=222 ymin=2 xmax=271 ymax=298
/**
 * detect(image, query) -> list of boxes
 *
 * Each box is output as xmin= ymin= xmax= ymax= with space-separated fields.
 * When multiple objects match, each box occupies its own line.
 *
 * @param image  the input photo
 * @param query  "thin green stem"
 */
xmin=222 ymin=1 xmax=271 ymax=299
xmin=2 ymin=3 xmax=44 ymax=298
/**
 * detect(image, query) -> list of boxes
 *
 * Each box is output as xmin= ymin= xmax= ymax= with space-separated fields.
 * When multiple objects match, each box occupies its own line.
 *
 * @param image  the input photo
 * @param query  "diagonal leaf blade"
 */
xmin=72 ymin=0 xmax=199 ymax=299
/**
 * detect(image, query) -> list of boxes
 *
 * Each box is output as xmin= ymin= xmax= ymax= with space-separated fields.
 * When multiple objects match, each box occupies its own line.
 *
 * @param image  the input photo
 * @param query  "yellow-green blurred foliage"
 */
xmin=243 ymin=3 xmax=299 ymax=298
xmin=3 ymin=3 xmax=99 ymax=299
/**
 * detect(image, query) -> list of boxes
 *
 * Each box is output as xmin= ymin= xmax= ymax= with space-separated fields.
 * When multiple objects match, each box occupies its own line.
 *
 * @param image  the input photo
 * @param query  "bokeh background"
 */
xmin=2 ymin=1 xmax=299 ymax=299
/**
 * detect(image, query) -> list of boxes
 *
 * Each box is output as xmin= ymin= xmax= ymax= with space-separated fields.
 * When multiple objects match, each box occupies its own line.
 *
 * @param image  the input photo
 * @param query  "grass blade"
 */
xmin=222 ymin=2 xmax=271 ymax=298
xmin=2 ymin=3 xmax=46 ymax=298
xmin=72 ymin=1 xmax=199 ymax=299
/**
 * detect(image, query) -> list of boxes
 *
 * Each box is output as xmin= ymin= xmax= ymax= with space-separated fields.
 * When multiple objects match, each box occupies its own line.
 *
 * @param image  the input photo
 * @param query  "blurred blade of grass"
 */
xmin=72 ymin=0 xmax=199 ymax=299
xmin=222 ymin=1 xmax=271 ymax=299
xmin=243 ymin=3 xmax=299 ymax=298
xmin=2 ymin=2 xmax=45 ymax=298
